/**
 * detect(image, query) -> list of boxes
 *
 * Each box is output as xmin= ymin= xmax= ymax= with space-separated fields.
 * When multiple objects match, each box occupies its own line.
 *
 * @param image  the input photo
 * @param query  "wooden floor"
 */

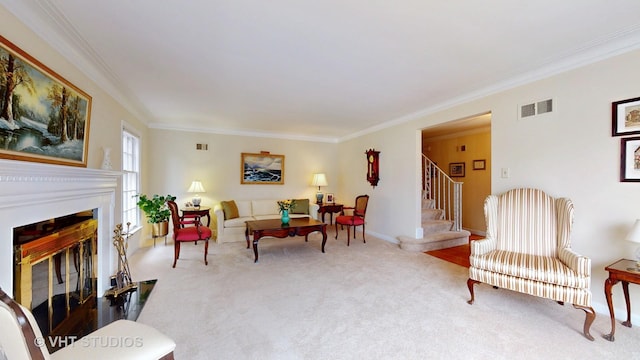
xmin=424 ymin=235 xmax=483 ymax=268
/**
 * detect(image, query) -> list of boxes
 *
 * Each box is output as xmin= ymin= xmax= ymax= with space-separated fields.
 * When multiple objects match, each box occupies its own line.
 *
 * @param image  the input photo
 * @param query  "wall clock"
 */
xmin=366 ymin=148 xmax=380 ymax=188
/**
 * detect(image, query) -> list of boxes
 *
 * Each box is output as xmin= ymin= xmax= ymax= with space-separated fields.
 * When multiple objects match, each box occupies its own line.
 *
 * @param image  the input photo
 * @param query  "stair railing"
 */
xmin=422 ymin=155 xmax=463 ymax=231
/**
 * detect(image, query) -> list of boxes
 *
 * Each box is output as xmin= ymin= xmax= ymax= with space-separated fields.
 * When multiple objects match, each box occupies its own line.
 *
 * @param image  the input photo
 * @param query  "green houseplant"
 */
xmin=136 ymin=194 xmax=176 ymax=237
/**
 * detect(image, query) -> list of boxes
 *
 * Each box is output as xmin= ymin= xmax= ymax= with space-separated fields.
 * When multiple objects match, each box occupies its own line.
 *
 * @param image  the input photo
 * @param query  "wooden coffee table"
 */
xmin=245 ymin=218 xmax=327 ymax=262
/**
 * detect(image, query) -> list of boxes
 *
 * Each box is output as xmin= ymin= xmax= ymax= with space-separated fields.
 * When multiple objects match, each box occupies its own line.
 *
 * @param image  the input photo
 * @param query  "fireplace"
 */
xmin=0 ymin=159 xmax=120 ymax=303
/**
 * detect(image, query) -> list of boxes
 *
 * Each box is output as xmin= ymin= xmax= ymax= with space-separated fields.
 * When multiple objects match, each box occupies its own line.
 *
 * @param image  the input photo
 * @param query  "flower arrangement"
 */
xmin=277 ymin=199 xmax=296 ymax=213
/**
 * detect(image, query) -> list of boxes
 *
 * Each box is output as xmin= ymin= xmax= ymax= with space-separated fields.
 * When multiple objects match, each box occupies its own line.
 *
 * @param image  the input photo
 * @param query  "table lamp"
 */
xmin=626 ymin=219 xmax=640 ymax=271
xmin=187 ymin=180 xmax=206 ymax=207
xmin=311 ymin=173 xmax=328 ymax=204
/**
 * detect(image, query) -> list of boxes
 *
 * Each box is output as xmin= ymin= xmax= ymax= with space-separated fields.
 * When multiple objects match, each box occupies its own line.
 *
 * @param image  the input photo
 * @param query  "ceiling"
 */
xmin=5 ymin=1 xmax=640 ymax=142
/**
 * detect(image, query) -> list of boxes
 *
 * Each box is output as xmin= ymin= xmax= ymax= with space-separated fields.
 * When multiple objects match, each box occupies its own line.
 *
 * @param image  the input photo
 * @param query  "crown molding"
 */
xmin=147 ymin=122 xmax=339 ymax=144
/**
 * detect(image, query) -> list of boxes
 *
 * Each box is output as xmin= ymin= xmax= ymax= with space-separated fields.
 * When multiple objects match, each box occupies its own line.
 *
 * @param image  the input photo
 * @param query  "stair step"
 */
xmin=422 ymin=198 xmax=435 ymax=209
xmin=422 ymin=220 xmax=452 ymax=233
xmin=397 ymin=230 xmax=470 ymax=252
xmin=421 ymin=208 xmax=444 ymax=221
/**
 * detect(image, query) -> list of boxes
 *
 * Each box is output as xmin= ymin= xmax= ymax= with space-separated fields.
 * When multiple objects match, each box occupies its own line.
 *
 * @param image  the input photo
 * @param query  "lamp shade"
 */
xmin=626 ymin=219 xmax=640 ymax=243
xmin=311 ymin=173 xmax=328 ymax=187
xmin=188 ymin=181 xmax=206 ymax=193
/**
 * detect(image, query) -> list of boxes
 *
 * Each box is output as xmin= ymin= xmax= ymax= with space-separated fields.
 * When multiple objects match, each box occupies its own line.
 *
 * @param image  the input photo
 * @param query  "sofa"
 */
xmin=467 ymin=188 xmax=595 ymax=340
xmin=214 ymin=199 xmax=319 ymax=243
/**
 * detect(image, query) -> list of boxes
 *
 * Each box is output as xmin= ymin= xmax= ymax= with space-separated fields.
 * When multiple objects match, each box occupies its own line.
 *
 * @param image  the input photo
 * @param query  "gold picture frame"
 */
xmin=0 ymin=35 xmax=92 ymax=167
xmin=241 ymin=152 xmax=285 ymax=184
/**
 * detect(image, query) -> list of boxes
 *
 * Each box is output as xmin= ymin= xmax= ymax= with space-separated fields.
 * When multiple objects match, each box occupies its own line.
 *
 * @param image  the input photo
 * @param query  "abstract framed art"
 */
xmin=612 ymin=96 xmax=640 ymax=137
xmin=241 ymin=152 xmax=285 ymax=184
xmin=449 ymin=162 xmax=465 ymax=177
xmin=0 ymin=35 xmax=92 ymax=167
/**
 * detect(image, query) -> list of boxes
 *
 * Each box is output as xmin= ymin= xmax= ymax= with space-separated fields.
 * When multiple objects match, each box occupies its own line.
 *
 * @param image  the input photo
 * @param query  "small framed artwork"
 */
xmin=620 ymin=136 xmax=640 ymax=182
xmin=449 ymin=162 xmax=465 ymax=177
xmin=473 ymin=159 xmax=486 ymax=170
xmin=326 ymin=193 xmax=334 ymax=203
xmin=613 ymin=96 xmax=640 ymax=136
xmin=241 ymin=152 xmax=285 ymax=184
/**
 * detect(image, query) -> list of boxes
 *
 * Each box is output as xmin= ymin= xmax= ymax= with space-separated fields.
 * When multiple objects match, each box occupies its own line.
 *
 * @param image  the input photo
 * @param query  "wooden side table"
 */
xmin=603 ymin=258 xmax=640 ymax=341
xmin=180 ymin=206 xmax=211 ymax=227
xmin=317 ymin=203 xmax=343 ymax=224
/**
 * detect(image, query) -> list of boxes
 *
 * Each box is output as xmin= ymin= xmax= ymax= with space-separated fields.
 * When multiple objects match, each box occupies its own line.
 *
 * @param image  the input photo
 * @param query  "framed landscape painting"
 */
xmin=0 ymin=35 xmax=92 ymax=167
xmin=241 ymin=152 xmax=285 ymax=184
xmin=612 ymin=96 xmax=640 ymax=137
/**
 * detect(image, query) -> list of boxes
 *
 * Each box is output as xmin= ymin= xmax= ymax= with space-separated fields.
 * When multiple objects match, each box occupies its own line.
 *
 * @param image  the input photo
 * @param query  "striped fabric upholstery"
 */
xmin=469 ymin=188 xmax=592 ymax=307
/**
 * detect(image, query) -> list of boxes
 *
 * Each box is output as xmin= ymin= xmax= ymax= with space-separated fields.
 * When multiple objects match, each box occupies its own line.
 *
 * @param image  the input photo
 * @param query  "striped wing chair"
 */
xmin=466 ymin=188 xmax=595 ymax=341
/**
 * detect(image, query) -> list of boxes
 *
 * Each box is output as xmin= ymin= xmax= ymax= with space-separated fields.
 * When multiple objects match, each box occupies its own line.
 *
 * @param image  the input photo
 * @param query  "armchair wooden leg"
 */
xmin=172 ymin=242 xmax=181 ymax=268
xmin=347 ymin=226 xmax=351 ymax=246
xmin=467 ymin=278 xmax=480 ymax=305
xmin=335 ymin=223 xmax=338 ymax=239
xmin=362 ymin=224 xmax=366 ymax=243
xmin=573 ymin=304 xmax=595 ymax=341
xmin=204 ymin=238 xmax=209 ymax=265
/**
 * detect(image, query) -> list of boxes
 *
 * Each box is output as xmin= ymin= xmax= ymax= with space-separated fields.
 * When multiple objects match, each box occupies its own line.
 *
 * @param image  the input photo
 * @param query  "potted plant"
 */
xmin=136 ymin=194 xmax=176 ymax=237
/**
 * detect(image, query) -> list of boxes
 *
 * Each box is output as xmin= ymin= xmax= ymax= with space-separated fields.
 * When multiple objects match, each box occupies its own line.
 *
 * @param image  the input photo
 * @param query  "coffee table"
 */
xmin=245 ymin=218 xmax=327 ymax=262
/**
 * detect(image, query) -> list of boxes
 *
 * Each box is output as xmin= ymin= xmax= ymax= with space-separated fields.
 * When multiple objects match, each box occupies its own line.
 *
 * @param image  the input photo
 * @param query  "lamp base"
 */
xmin=192 ymin=197 xmax=201 ymax=207
xmin=316 ymin=192 xmax=324 ymax=204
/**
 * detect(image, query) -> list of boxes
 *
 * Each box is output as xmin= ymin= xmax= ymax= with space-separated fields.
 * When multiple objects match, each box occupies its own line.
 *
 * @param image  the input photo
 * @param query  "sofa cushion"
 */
xmin=290 ymin=199 xmax=309 ymax=214
xmin=252 ymin=200 xmax=278 ymax=216
xmin=235 ymin=200 xmax=252 ymax=217
xmin=220 ymin=200 xmax=239 ymax=220
xmin=470 ymin=250 xmax=590 ymax=288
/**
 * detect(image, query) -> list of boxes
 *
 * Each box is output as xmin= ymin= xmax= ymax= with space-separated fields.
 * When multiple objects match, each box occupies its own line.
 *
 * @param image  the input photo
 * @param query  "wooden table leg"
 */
xmin=252 ymin=231 xmax=260 ymax=263
xmin=603 ymin=277 xmax=618 ymax=341
xmin=321 ymin=225 xmax=327 ymax=253
xmin=622 ymin=281 xmax=632 ymax=327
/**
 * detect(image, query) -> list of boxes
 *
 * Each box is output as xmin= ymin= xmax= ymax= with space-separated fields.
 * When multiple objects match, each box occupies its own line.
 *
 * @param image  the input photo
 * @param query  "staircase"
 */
xmin=398 ymin=156 xmax=470 ymax=252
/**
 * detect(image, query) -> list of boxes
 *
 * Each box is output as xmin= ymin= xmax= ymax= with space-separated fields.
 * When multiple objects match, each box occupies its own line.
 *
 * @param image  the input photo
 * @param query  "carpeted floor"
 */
xmin=128 ymin=229 xmax=639 ymax=359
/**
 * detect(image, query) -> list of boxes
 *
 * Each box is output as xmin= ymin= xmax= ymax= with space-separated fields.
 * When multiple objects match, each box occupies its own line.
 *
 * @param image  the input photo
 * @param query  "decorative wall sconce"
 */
xmin=366 ymin=148 xmax=380 ymax=188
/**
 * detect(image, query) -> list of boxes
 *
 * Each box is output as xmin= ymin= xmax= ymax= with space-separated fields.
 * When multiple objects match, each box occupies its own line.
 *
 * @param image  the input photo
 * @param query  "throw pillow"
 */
xmin=290 ymin=198 xmax=309 ymax=214
xmin=220 ymin=200 xmax=239 ymax=220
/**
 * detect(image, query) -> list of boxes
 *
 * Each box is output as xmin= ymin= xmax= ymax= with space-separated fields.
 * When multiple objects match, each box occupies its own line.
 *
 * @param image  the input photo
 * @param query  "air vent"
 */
xmin=519 ymin=98 xmax=554 ymax=119
xmin=196 ymin=143 xmax=208 ymax=150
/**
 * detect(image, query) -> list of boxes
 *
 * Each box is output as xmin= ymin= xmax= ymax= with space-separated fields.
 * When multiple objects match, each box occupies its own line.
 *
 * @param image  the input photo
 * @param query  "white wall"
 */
xmin=338 ymin=49 xmax=640 ymax=319
xmin=146 ymin=129 xmax=339 ymax=212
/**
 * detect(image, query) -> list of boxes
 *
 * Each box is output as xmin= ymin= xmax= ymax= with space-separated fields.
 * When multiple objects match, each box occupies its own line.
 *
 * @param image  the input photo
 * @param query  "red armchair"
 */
xmin=168 ymin=200 xmax=212 ymax=268
xmin=335 ymin=195 xmax=369 ymax=246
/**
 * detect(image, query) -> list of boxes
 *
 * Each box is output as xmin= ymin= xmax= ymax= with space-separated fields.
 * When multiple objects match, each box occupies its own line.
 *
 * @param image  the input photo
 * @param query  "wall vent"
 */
xmin=519 ymin=98 xmax=554 ymax=119
xmin=196 ymin=143 xmax=208 ymax=150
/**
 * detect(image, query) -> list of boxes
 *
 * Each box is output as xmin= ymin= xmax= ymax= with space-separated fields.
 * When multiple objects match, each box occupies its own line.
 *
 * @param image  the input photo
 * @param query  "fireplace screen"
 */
xmin=14 ymin=217 xmax=97 ymax=337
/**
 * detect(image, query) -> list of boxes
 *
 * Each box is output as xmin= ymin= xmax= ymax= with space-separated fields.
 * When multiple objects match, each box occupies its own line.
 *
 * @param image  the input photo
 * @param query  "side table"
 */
xmin=180 ymin=206 xmax=211 ymax=227
xmin=317 ymin=203 xmax=343 ymax=224
xmin=603 ymin=258 xmax=640 ymax=341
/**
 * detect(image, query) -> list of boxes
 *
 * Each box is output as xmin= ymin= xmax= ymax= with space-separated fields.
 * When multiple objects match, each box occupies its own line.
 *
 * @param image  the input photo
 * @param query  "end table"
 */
xmin=603 ymin=258 xmax=640 ymax=341
xmin=317 ymin=203 xmax=343 ymax=224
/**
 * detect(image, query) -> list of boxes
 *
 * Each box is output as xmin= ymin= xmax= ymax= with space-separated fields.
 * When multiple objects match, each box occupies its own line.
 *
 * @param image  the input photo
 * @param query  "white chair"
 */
xmin=0 ymin=287 xmax=175 ymax=360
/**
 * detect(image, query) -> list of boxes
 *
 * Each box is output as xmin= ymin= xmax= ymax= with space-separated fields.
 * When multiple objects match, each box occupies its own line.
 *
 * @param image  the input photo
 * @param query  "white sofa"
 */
xmin=214 ymin=199 xmax=319 ymax=243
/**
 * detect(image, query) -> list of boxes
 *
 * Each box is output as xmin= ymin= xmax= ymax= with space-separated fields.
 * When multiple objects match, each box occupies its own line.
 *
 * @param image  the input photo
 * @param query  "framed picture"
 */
xmin=241 ymin=152 xmax=285 ymax=184
xmin=326 ymin=193 xmax=334 ymax=203
xmin=0 ymin=35 xmax=92 ymax=167
xmin=620 ymin=136 xmax=640 ymax=182
xmin=449 ymin=162 xmax=465 ymax=177
xmin=473 ymin=159 xmax=486 ymax=170
xmin=612 ymin=96 xmax=640 ymax=136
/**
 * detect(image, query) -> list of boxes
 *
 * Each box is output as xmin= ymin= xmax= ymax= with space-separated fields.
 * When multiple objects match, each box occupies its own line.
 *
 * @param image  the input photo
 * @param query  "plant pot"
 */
xmin=152 ymin=221 xmax=169 ymax=237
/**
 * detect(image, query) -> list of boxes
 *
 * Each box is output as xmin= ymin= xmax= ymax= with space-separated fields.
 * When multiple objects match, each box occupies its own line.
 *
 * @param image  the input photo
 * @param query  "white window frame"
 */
xmin=122 ymin=125 xmax=141 ymax=232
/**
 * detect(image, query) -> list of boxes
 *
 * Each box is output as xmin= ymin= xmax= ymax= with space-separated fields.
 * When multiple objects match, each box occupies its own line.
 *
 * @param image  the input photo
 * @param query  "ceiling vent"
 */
xmin=519 ymin=98 xmax=554 ymax=119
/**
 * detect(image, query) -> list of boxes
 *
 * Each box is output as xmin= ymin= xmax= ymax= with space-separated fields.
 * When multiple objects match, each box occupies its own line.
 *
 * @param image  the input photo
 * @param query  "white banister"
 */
xmin=423 ymin=155 xmax=463 ymax=231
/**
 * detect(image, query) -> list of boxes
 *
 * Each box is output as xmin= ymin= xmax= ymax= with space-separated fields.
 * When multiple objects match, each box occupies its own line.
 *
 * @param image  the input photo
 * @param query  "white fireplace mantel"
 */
xmin=0 ymin=159 xmax=121 ymax=297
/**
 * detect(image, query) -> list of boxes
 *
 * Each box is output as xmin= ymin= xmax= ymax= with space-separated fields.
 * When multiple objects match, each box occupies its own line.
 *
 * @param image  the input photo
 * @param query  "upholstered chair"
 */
xmin=167 ymin=200 xmax=212 ymax=268
xmin=0 ymin=287 xmax=175 ymax=359
xmin=467 ymin=188 xmax=595 ymax=340
xmin=335 ymin=195 xmax=369 ymax=246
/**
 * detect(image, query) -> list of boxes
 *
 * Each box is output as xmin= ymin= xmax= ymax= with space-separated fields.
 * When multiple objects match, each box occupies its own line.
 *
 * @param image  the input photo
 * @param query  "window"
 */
xmin=122 ymin=129 xmax=141 ymax=230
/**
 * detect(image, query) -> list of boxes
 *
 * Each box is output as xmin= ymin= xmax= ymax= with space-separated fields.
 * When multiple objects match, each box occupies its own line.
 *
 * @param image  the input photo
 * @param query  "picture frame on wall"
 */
xmin=620 ymin=136 xmax=640 ymax=182
xmin=0 ymin=35 xmax=92 ymax=167
xmin=449 ymin=162 xmax=465 ymax=177
xmin=612 ymin=96 xmax=640 ymax=136
xmin=473 ymin=159 xmax=486 ymax=170
xmin=241 ymin=152 xmax=285 ymax=184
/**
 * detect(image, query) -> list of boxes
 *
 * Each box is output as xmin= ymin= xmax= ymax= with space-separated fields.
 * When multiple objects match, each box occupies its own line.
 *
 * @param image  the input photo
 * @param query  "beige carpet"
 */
xmin=129 ymin=228 xmax=640 ymax=359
